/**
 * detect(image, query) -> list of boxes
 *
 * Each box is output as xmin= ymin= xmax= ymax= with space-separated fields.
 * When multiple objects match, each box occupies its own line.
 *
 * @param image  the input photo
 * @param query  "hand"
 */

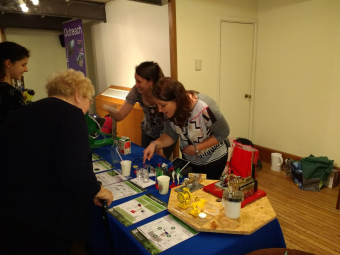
xmin=182 ymin=145 xmax=196 ymax=156
xmin=143 ymin=143 xmax=156 ymax=163
xmin=221 ymin=164 xmax=229 ymax=176
xmin=94 ymin=187 xmax=114 ymax=207
xmin=93 ymin=198 xmax=102 ymax=207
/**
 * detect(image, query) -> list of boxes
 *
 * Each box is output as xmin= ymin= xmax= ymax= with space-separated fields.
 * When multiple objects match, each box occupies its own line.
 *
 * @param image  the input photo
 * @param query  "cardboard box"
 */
xmin=118 ymin=137 xmax=131 ymax=155
xmin=323 ymin=169 xmax=340 ymax=188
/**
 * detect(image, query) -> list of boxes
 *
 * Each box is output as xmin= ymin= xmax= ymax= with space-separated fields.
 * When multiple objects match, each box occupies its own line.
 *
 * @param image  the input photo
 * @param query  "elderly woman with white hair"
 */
xmin=0 ymin=69 xmax=113 ymax=254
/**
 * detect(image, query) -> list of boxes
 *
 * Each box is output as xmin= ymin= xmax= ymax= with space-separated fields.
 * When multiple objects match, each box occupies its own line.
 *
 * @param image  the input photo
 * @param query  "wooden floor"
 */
xmin=71 ymin=162 xmax=340 ymax=255
xmin=257 ymin=162 xmax=340 ymax=255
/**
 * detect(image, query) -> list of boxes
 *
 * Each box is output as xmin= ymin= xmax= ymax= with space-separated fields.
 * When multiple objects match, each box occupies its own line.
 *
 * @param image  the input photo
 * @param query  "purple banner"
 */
xmin=62 ymin=19 xmax=86 ymax=76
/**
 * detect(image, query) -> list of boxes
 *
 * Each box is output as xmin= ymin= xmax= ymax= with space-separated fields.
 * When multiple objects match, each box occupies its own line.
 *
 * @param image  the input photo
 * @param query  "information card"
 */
xmin=108 ymin=194 xmax=167 ymax=227
xmin=130 ymin=214 xmax=198 ymax=255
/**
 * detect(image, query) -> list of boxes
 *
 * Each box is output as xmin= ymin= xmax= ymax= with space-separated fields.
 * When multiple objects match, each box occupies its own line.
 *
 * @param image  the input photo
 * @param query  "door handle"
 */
xmin=245 ymin=94 xmax=251 ymax=98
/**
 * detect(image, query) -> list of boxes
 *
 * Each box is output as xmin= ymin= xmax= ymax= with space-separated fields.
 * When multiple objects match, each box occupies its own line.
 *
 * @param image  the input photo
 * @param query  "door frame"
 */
xmin=217 ymin=17 xmax=258 ymax=140
xmin=168 ymin=0 xmax=180 ymax=159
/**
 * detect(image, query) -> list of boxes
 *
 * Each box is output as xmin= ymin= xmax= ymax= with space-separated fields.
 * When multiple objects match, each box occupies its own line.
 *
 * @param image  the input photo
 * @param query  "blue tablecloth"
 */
xmin=89 ymin=143 xmax=286 ymax=255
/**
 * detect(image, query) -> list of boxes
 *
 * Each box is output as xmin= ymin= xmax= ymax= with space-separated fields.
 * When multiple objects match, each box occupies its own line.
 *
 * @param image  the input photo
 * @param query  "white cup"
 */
xmin=120 ymin=160 xmax=132 ymax=176
xmin=222 ymin=198 xmax=242 ymax=219
xmin=157 ymin=176 xmax=170 ymax=195
xmin=271 ymin=153 xmax=283 ymax=172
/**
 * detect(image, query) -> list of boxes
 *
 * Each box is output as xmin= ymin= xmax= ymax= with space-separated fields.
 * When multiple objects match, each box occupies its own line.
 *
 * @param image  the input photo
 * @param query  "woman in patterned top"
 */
xmin=0 ymin=41 xmax=29 ymax=126
xmin=104 ymin=62 xmax=177 ymax=159
xmin=143 ymin=77 xmax=230 ymax=180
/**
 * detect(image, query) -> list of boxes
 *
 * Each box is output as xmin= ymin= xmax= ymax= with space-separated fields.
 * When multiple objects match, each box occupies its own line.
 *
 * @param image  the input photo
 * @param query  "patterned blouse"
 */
xmin=125 ymin=86 xmax=164 ymax=139
xmin=0 ymin=82 xmax=25 ymax=126
xmin=164 ymin=93 xmax=230 ymax=166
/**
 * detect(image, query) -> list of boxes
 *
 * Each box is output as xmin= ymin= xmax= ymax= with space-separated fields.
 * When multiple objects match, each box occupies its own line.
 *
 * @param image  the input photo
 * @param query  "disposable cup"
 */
xmin=222 ymin=197 xmax=242 ymax=219
xmin=157 ymin=176 xmax=170 ymax=195
xmin=120 ymin=160 xmax=132 ymax=176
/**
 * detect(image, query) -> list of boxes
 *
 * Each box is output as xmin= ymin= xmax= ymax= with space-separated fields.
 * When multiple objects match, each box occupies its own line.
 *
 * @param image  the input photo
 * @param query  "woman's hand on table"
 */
xmin=94 ymin=186 xmax=114 ymax=207
xmin=143 ymin=143 xmax=156 ymax=163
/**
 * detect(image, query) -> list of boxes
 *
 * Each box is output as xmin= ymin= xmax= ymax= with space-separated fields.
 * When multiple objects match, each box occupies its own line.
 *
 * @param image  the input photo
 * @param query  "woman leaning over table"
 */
xmin=0 ymin=41 xmax=29 ymax=125
xmin=143 ymin=77 xmax=230 ymax=180
xmin=0 ymin=69 xmax=113 ymax=255
xmin=104 ymin=61 xmax=177 ymax=159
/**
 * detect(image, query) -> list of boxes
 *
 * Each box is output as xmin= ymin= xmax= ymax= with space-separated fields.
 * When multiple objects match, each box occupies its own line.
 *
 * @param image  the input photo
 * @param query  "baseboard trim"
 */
xmin=253 ymin=144 xmax=340 ymax=171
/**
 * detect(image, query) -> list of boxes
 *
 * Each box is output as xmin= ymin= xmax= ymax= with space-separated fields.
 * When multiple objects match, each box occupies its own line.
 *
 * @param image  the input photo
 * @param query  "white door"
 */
xmin=219 ymin=21 xmax=255 ymax=139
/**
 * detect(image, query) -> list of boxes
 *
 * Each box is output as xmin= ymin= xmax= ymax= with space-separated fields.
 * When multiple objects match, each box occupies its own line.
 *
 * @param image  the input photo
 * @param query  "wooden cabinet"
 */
xmin=95 ymin=85 xmax=144 ymax=146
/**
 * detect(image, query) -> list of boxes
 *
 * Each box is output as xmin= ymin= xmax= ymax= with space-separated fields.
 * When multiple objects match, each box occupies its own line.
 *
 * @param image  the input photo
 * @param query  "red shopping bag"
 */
xmin=229 ymin=141 xmax=259 ymax=178
xmin=101 ymin=115 xmax=112 ymax=134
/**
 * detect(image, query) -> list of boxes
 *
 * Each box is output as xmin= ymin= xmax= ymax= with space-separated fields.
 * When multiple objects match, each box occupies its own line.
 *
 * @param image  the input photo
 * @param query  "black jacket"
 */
xmin=0 ymin=97 xmax=100 ymax=241
xmin=0 ymin=82 xmax=25 ymax=126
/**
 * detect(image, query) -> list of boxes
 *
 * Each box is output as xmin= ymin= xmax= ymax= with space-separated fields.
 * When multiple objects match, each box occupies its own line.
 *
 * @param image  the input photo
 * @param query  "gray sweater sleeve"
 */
xmin=198 ymin=94 xmax=230 ymax=143
xmin=164 ymin=120 xmax=178 ymax=143
xmin=125 ymin=86 xmax=139 ymax=105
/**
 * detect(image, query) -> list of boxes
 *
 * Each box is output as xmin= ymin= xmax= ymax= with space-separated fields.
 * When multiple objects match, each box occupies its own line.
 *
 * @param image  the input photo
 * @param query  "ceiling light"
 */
xmin=21 ymin=5 xmax=28 ymax=12
xmin=31 ymin=0 xmax=39 ymax=5
xmin=18 ymin=0 xmax=28 ymax=12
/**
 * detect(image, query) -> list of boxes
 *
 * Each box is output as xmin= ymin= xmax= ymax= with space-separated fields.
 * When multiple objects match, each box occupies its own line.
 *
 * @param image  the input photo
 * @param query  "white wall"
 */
xmin=255 ymin=0 xmax=340 ymax=165
xmin=176 ymin=0 xmax=340 ymax=165
xmin=176 ymin=0 xmax=258 ymax=101
xmin=90 ymin=0 xmax=170 ymax=94
xmin=6 ymin=28 xmax=67 ymax=101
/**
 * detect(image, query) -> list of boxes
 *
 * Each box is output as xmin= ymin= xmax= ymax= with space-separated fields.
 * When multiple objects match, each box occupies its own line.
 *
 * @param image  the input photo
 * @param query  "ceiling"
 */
xmin=0 ymin=0 xmax=111 ymax=30
xmin=0 ymin=0 xmax=165 ymax=30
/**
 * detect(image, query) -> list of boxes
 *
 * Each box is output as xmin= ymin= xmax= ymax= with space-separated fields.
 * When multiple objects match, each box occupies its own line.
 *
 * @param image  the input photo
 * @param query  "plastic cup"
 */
xmin=120 ymin=160 xmax=132 ymax=176
xmin=222 ymin=195 xmax=243 ymax=219
xmin=157 ymin=176 xmax=170 ymax=195
xmin=224 ymin=199 xmax=242 ymax=219
xmin=142 ymin=169 xmax=149 ymax=183
xmin=136 ymin=168 xmax=143 ymax=180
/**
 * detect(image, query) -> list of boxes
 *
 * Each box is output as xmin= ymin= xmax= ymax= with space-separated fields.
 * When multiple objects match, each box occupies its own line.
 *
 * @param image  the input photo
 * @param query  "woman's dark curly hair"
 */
xmin=135 ymin=61 xmax=164 ymax=85
xmin=0 ymin=41 xmax=30 ymax=80
xmin=152 ymin=77 xmax=198 ymax=128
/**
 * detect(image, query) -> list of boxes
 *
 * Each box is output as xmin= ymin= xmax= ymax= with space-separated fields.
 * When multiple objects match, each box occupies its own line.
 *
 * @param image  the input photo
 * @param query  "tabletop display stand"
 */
xmin=95 ymin=85 xmax=144 ymax=146
xmin=167 ymin=179 xmax=277 ymax=235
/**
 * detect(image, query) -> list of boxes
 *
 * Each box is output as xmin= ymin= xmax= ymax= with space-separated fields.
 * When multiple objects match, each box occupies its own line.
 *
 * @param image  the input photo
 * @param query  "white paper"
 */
xmin=96 ymin=170 xmax=127 ymax=186
xmin=93 ymin=160 xmax=114 ymax=173
xmin=104 ymin=181 xmax=144 ymax=201
xmin=130 ymin=178 xmax=156 ymax=188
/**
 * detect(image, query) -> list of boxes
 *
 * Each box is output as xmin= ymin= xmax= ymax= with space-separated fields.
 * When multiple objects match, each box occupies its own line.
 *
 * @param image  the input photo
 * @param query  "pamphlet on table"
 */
xmin=108 ymin=194 xmax=167 ymax=227
xmin=95 ymin=170 xmax=128 ymax=186
xmin=104 ymin=181 xmax=145 ymax=201
xmin=92 ymin=153 xmax=103 ymax=162
xmin=93 ymin=160 xmax=114 ymax=173
xmin=130 ymin=214 xmax=198 ymax=255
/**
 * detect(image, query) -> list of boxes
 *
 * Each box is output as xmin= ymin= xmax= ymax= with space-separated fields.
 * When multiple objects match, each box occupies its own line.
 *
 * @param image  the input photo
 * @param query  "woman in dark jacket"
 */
xmin=0 ymin=69 xmax=114 ymax=255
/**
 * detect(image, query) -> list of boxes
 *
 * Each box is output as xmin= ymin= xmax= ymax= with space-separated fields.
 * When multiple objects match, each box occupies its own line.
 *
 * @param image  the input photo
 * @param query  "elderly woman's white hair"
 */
xmin=46 ymin=69 xmax=94 ymax=99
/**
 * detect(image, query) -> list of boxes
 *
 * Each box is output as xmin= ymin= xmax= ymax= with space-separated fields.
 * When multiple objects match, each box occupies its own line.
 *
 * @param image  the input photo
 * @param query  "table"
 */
xmin=88 ymin=143 xmax=286 ymax=255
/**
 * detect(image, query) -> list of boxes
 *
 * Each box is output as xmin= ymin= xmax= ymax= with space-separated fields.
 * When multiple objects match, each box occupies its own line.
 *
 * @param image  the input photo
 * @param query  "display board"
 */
xmin=130 ymin=214 xmax=198 ymax=255
xmin=96 ymin=170 xmax=128 ymax=186
xmin=104 ymin=181 xmax=145 ymax=201
xmin=93 ymin=160 xmax=114 ymax=173
xmin=108 ymin=194 xmax=167 ymax=227
xmin=92 ymin=153 xmax=103 ymax=162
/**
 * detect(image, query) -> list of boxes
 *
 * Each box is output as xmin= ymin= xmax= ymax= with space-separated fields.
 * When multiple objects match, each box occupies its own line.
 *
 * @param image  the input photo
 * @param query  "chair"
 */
xmin=247 ymin=248 xmax=315 ymax=255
